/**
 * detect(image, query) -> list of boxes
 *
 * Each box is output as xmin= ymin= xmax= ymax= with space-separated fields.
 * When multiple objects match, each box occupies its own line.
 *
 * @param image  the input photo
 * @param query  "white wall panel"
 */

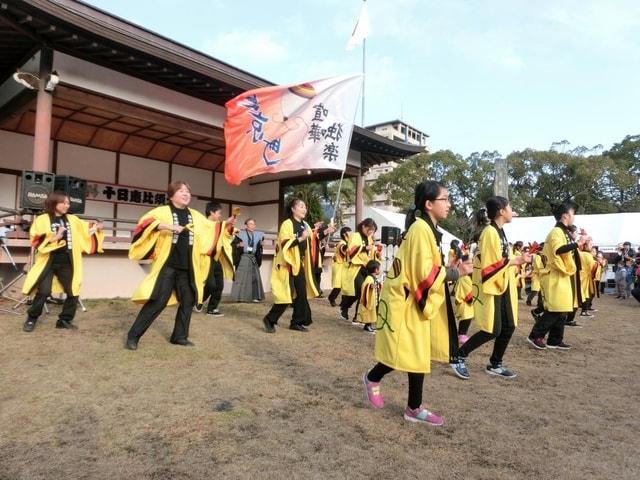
xmin=57 ymin=142 xmax=116 ymax=182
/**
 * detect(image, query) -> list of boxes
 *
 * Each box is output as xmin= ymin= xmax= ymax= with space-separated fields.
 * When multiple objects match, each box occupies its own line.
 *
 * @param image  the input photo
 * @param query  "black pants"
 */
xmin=368 ymin=362 xmax=424 ymax=410
xmin=203 ymin=260 xmax=223 ymax=312
xmin=340 ymin=267 xmax=366 ymax=316
xmin=327 ymin=287 xmax=341 ymax=304
xmin=128 ymin=266 xmax=195 ymax=342
xmin=600 ymin=281 xmax=606 ymax=294
xmin=264 ymin=271 xmax=311 ymax=327
xmin=581 ymin=297 xmax=592 ymax=313
xmin=27 ymin=253 xmax=78 ymax=323
xmin=526 ymin=290 xmax=541 ymax=306
xmin=459 ymin=292 xmax=515 ymax=366
xmin=458 ymin=319 xmax=472 ymax=336
xmin=529 ymin=310 xmax=567 ymax=346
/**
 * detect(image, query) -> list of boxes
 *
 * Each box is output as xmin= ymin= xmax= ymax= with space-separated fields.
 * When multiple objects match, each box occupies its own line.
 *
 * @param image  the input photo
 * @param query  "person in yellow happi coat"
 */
xmin=362 ymin=180 xmax=472 ymax=426
xmin=22 ymin=191 xmax=104 ymax=332
xmin=198 ymin=201 xmax=236 ymax=316
xmin=512 ymin=241 xmax=525 ymax=300
xmin=526 ymin=244 xmax=545 ymax=308
xmin=357 ymin=259 xmax=381 ymax=334
xmin=453 ymin=272 xmax=474 ymax=346
xmin=262 ymin=198 xmax=334 ymax=333
xmin=577 ymin=242 xmax=597 ymax=318
xmin=126 ymin=181 xmax=214 ymax=350
xmin=455 ymin=197 xmax=530 ymax=379
xmin=339 ymin=218 xmax=377 ymax=321
xmin=528 ymin=200 xmax=590 ymax=350
xmin=327 ymin=226 xmax=351 ymax=307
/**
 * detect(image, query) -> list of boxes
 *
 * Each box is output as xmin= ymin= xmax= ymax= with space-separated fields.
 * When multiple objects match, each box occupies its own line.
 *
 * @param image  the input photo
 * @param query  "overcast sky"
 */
xmin=87 ymin=0 xmax=639 ymax=156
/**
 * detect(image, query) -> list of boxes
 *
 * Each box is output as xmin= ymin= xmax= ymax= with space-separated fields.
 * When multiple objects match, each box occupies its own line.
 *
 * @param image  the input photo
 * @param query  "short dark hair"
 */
xmin=167 ymin=181 xmax=191 ymax=198
xmin=44 ymin=191 xmax=69 ymax=217
xmin=339 ymin=226 xmax=351 ymax=240
xmin=366 ymin=260 xmax=380 ymax=274
xmin=205 ymin=202 xmax=222 ymax=217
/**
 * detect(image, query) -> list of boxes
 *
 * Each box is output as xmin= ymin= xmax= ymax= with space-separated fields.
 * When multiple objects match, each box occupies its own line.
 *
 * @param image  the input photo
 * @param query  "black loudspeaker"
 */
xmin=54 ymin=175 xmax=86 ymax=214
xmin=20 ymin=170 xmax=54 ymax=210
xmin=381 ymin=226 xmax=401 ymax=246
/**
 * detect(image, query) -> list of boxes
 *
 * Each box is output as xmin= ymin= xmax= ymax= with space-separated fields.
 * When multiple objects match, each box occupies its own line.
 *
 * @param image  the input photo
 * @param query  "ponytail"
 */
xmin=475 ymin=208 xmax=489 ymax=228
xmin=405 ymin=180 xmax=445 ymax=231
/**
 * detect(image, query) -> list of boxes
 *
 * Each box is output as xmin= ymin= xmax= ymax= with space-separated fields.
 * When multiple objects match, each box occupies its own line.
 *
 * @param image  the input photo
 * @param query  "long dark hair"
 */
xmin=357 ymin=218 xmax=377 ymax=237
xmin=475 ymin=196 xmax=509 ymax=228
xmin=551 ymin=200 xmax=576 ymax=221
xmin=288 ymin=198 xmax=305 ymax=218
xmin=405 ymin=180 xmax=445 ymax=231
xmin=339 ymin=226 xmax=351 ymax=241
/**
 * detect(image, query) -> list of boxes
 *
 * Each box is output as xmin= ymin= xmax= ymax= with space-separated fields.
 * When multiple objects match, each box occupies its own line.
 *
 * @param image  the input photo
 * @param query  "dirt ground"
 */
xmin=1 ymin=290 xmax=639 ymax=480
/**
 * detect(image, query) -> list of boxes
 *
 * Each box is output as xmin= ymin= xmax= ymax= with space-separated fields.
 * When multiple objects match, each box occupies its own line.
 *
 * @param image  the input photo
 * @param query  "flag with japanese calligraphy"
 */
xmin=224 ymin=74 xmax=362 ymax=185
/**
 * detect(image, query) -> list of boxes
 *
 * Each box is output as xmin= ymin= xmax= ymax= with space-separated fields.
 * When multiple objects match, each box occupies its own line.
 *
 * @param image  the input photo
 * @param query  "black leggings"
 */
xmin=367 ymin=362 xmax=424 ymax=410
xmin=459 ymin=292 xmax=515 ymax=366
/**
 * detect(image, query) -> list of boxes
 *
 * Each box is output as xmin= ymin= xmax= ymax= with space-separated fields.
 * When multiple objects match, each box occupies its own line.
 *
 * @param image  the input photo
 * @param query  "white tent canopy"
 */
xmin=503 ymin=212 xmax=640 ymax=252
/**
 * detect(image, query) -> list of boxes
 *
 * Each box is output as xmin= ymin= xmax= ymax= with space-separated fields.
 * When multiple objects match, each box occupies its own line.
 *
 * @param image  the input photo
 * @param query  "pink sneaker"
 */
xmin=458 ymin=334 xmax=469 ymax=346
xmin=362 ymin=372 xmax=384 ymax=409
xmin=403 ymin=405 xmax=445 ymax=426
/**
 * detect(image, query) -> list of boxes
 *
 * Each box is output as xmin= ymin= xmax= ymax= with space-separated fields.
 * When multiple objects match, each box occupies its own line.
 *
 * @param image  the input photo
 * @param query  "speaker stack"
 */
xmin=19 ymin=171 xmax=87 ymax=214
xmin=54 ymin=175 xmax=86 ymax=214
xmin=20 ymin=171 xmax=54 ymax=211
xmin=380 ymin=226 xmax=401 ymax=246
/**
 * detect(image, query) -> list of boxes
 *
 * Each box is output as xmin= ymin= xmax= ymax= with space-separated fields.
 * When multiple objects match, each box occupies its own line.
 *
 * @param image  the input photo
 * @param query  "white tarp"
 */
xmin=503 ymin=212 xmax=640 ymax=252
xmin=366 ymin=206 xmax=462 ymax=253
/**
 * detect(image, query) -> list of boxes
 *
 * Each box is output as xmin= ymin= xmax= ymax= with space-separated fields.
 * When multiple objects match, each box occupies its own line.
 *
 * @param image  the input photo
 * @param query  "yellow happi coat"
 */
xmin=529 ymin=253 xmax=546 ymax=292
xmin=513 ymin=250 xmax=524 ymax=288
xmin=22 ymin=213 xmax=104 ymax=296
xmin=203 ymin=220 xmax=235 ymax=281
xmin=374 ymin=217 xmax=453 ymax=373
xmin=342 ymin=232 xmax=375 ymax=296
xmin=129 ymin=205 xmax=212 ymax=305
xmin=578 ymin=250 xmax=596 ymax=301
xmin=472 ymin=225 xmax=518 ymax=334
xmin=358 ymin=274 xmax=379 ymax=325
xmin=270 ymin=219 xmax=319 ymax=304
xmin=453 ymin=274 xmax=474 ymax=321
xmin=540 ymin=225 xmax=577 ymax=312
xmin=331 ymin=239 xmax=348 ymax=289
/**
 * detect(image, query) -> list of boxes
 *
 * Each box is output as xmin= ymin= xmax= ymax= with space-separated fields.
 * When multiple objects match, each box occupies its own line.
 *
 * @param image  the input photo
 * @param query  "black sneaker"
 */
xmin=579 ymin=311 xmax=594 ymax=318
xmin=55 ymin=319 xmax=78 ymax=330
xmin=262 ymin=317 xmax=275 ymax=333
xmin=485 ymin=363 xmax=517 ymax=378
xmin=207 ymin=309 xmax=224 ymax=317
xmin=527 ymin=337 xmax=547 ymax=350
xmin=23 ymin=319 xmax=36 ymax=332
xmin=547 ymin=342 xmax=571 ymax=351
xmin=565 ymin=321 xmax=582 ymax=327
xmin=531 ymin=309 xmax=543 ymax=320
xmin=289 ymin=324 xmax=308 ymax=332
xmin=363 ymin=324 xmax=376 ymax=334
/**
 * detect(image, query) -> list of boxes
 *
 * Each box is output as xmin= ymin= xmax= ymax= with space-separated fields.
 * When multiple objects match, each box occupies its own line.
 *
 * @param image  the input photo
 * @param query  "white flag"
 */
xmin=224 ymin=75 xmax=363 ymax=185
xmin=346 ymin=2 xmax=371 ymax=51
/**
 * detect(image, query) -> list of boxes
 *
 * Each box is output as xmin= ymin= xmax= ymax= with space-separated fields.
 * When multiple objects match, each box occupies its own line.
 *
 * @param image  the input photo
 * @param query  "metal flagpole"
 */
xmin=361 ymin=37 xmax=366 ymax=126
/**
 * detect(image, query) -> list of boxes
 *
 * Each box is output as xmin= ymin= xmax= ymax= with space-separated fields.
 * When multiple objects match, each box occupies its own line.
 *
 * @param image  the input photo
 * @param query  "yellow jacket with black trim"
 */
xmin=471 ymin=225 xmax=518 ymax=334
xmin=270 ymin=218 xmax=319 ymax=304
xmin=374 ymin=217 xmax=454 ymax=374
xmin=22 ymin=213 xmax=104 ymax=296
xmin=128 ymin=205 xmax=211 ymax=305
